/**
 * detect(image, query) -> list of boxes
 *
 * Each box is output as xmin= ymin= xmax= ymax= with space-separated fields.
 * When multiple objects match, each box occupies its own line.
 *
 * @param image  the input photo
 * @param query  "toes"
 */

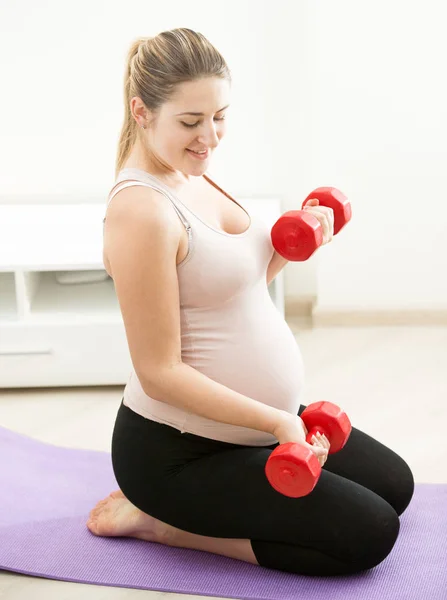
xmin=87 ymin=521 xmax=98 ymax=534
xmin=92 ymin=499 xmax=108 ymax=511
xmin=89 ymin=499 xmax=108 ymax=519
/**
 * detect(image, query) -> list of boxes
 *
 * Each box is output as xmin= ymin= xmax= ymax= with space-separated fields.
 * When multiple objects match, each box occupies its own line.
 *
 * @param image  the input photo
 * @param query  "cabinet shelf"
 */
xmin=23 ymin=271 xmax=119 ymax=324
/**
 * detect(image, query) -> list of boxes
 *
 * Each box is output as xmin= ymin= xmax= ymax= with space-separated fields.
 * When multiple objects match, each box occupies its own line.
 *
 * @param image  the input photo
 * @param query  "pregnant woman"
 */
xmin=87 ymin=27 xmax=414 ymax=576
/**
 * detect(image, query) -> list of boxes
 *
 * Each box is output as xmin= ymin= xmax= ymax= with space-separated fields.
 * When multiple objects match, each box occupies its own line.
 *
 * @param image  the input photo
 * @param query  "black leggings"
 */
xmin=111 ymin=398 xmax=414 ymax=576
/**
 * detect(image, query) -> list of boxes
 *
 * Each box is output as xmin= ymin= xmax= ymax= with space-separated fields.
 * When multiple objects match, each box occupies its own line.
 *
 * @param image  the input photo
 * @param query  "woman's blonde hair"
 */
xmin=115 ymin=28 xmax=231 ymax=178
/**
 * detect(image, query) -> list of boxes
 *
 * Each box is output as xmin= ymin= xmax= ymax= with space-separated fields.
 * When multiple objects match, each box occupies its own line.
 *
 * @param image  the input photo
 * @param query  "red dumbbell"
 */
xmin=265 ymin=401 xmax=352 ymax=498
xmin=271 ymin=187 xmax=352 ymax=261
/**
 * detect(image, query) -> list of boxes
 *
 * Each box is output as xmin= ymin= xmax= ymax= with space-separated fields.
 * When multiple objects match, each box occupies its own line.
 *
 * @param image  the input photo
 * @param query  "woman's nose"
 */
xmin=198 ymin=125 xmax=220 ymax=148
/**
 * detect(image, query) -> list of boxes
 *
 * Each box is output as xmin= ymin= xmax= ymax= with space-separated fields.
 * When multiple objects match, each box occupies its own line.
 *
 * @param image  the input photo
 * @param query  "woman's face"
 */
xmin=137 ymin=77 xmax=231 ymax=179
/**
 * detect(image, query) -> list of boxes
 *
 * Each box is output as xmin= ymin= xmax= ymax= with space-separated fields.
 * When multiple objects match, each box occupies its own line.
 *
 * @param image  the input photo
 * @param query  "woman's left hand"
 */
xmin=303 ymin=198 xmax=334 ymax=246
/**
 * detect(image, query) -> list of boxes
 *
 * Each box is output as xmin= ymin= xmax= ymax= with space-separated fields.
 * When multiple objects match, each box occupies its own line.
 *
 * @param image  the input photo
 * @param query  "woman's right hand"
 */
xmin=272 ymin=411 xmax=329 ymax=468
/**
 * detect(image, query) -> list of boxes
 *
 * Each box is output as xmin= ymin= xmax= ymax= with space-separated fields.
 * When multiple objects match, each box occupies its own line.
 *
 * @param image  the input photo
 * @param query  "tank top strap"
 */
xmin=104 ymin=179 xmax=191 ymax=232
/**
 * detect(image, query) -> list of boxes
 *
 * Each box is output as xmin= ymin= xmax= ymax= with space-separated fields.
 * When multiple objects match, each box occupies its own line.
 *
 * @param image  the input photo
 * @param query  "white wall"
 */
xmin=1 ymin=0 xmax=445 ymax=311
xmin=308 ymin=0 xmax=447 ymax=312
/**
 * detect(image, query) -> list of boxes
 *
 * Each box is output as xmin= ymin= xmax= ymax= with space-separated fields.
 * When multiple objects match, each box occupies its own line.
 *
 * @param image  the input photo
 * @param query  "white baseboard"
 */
xmin=285 ymin=297 xmax=315 ymax=328
xmin=285 ymin=297 xmax=447 ymax=326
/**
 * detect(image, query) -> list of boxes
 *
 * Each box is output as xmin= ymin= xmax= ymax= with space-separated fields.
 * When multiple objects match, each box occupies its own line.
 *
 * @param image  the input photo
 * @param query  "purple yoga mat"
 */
xmin=1 ymin=424 xmax=446 ymax=599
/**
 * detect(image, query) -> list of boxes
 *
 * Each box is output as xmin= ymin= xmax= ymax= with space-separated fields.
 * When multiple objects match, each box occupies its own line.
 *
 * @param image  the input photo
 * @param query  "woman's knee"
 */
xmin=349 ymin=499 xmax=401 ymax=572
xmin=380 ymin=454 xmax=415 ymax=517
xmin=252 ymin=498 xmax=401 ymax=577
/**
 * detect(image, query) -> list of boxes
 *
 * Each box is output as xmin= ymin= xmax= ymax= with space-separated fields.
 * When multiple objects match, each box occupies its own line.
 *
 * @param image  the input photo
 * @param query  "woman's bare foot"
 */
xmin=86 ymin=489 xmax=175 ymax=543
xmin=87 ymin=490 xmax=259 ymax=565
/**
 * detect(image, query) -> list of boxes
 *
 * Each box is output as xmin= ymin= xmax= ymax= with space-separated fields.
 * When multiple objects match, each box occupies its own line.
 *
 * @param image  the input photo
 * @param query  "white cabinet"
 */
xmin=0 ymin=200 xmax=284 ymax=388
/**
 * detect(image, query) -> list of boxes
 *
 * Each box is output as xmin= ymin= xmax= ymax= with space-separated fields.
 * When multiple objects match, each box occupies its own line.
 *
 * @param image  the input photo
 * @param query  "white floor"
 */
xmin=1 ymin=323 xmax=446 ymax=599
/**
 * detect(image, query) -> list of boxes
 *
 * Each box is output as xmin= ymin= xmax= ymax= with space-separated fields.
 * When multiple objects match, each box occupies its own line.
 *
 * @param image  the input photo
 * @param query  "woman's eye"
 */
xmin=182 ymin=116 xmax=226 ymax=128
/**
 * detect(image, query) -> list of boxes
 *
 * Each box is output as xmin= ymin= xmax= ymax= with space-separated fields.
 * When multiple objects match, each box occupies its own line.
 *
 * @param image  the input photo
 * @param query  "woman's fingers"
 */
xmin=311 ymin=439 xmax=327 ymax=466
xmin=313 ymin=443 xmax=328 ymax=467
xmin=314 ymin=433 xmax=330 ymax=456
xmin=304 ymin=206 xmax=334 ymax=244
xmin=317 ymin=432 xmax=330 ymax=451
xmin=312 ymin=435 xmax=328 ymax=452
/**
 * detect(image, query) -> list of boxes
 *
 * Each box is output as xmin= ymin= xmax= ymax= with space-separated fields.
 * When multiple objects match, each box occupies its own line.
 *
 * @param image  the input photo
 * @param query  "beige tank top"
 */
xmin=104 ymin=167 xmax=305 ymax=446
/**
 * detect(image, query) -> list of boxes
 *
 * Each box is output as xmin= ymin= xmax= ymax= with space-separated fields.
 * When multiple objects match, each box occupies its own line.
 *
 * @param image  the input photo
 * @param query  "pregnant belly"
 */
xmin=182 ymin=303 xmax=305 ymax=414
